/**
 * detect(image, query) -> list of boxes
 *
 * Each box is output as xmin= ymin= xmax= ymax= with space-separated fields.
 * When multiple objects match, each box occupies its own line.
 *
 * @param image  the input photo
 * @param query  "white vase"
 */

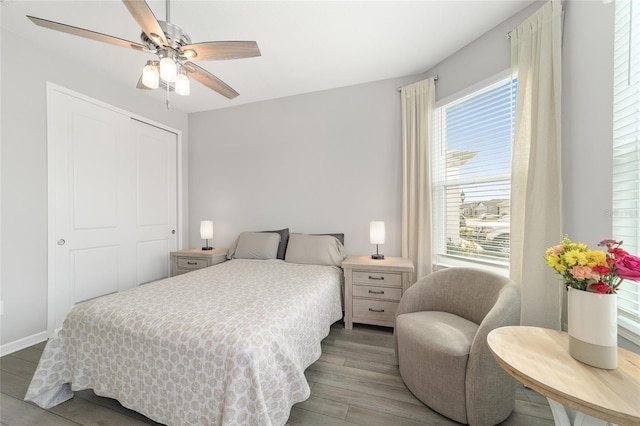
xmin=567 ymin=287 xmax=618 ymax=369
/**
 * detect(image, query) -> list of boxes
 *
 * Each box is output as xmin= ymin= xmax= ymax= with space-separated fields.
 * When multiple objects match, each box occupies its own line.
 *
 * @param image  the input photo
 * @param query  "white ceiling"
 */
xmin=1 ymin=0 xmax=536 ymax=113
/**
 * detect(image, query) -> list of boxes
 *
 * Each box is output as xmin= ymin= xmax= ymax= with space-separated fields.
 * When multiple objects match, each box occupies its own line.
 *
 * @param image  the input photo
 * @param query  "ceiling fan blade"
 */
xmin=27 ymin=16 xmax=148 ymax=51
xmin=122 ymin=0 xmax=168 ymax=46
xmin=180 ymin=41 xmax=261 ymax=61
xmin=184 ymin=62 xmax=239 ymax=99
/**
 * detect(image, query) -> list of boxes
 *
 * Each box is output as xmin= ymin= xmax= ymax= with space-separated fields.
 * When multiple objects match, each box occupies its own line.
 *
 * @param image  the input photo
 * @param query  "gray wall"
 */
xmin=0 ymin=29 xmax=189 ymax=349
xmin=189 ymin=76 xmax=417 ymax=256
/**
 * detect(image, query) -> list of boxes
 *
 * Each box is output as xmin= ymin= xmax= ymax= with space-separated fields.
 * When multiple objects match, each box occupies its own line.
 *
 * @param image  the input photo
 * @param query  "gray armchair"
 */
xmin=394 ymin=267 xmax=521 ymax=426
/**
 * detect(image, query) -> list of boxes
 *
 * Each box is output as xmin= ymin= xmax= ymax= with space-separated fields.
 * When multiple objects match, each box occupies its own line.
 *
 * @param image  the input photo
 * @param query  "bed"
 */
xmin=25 ymin=231 xmax=345 ymax=426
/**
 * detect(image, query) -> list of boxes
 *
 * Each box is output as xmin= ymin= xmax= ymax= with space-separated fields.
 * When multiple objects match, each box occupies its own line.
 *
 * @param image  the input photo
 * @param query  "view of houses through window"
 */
xmin=432 ymin=76 xmax=516 ymax=266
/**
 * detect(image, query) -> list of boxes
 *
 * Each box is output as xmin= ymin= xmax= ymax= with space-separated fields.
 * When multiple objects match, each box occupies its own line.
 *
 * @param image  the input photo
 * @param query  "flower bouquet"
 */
xmin=545 ymin=236 xmax=640 ymax=368
xmin=545 ymin=236 xmax=640 ymax=294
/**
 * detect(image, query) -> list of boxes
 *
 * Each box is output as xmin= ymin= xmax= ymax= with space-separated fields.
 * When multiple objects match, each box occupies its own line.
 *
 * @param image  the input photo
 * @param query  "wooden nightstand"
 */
xmin=170 ymin=248 xmax=228 ymax=277
xmin=342 ymin=255 xmax=414 ymax=329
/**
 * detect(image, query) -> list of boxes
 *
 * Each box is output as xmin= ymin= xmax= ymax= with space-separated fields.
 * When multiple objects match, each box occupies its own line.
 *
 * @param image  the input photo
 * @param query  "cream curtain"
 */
xmin=401 ymin=78 xmax=435 ymax=281
xmin=510 ymin=0 xmax=563 ymax=329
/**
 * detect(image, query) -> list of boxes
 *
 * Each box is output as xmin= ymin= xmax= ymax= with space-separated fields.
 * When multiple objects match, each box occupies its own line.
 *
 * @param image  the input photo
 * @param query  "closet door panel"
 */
xmin=132 ymin=120 xmax=178 ymax=285
xmin=48 ymin=87 xmax=179 ymax=333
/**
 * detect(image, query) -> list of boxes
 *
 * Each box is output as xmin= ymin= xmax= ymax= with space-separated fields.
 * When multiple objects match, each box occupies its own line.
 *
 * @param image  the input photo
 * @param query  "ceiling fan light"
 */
xmin=141 ymin=61 xmax=159 ymax=89
xmin=175 ymin=70 xmax=190 ymax=96
xmin=159 ymin=54 xmax=177 ymax=83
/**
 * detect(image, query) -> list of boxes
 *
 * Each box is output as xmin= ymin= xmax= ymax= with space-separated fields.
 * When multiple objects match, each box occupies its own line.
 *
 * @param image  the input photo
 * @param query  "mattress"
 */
xmin=25 ymin=259 xmax=343 ymax=425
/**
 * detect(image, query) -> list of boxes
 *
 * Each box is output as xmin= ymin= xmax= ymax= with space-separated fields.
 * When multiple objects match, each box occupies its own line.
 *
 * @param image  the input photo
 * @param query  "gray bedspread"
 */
xmin=25 ymin=259 xmax=343 ymax=425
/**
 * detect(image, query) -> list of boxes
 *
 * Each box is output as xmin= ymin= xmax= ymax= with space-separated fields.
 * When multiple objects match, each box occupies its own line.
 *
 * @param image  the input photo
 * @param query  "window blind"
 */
xmin=613 ymin=0 xmax=640 ymax=345
xmin=432 ymin=77 xmax=517 ymax=267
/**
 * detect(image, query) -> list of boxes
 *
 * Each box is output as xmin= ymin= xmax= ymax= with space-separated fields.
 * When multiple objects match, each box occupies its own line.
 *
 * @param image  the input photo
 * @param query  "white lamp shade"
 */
xmin=160 ymin=56 xmax=177 ymax=83
xmin=141 ymin=61 xmax=159 ymax=89
xmin=370 ymin=221 xmax=385 ymax=245
xmin=200 ymin=220 xmax=214 ymax=239
xmin=175 ymin=70 xmax=190 ymax=96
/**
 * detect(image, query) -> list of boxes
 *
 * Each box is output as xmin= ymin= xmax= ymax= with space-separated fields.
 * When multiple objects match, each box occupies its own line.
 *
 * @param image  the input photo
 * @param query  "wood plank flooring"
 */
xmin=0 ymin=323 xmax=554 ymax=425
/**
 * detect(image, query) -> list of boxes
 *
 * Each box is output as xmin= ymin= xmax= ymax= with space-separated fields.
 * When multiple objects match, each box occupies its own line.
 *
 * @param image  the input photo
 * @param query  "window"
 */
xmin=613 ymin=0 xmax=640 ymax=344
xmin=432 ymin=76 xmax=517 ymax=269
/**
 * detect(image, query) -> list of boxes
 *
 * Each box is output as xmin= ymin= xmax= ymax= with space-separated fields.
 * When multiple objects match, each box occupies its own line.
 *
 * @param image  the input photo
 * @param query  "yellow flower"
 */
xmin=585 ymin=250 xmax=607 ymax=268
xmin=546 ymin=254 xmax=566 ymax=272
xmin=574 ymin=242 xmax=588 ymax=251
xmin=563 ymin=249 xmax=587 ymax=267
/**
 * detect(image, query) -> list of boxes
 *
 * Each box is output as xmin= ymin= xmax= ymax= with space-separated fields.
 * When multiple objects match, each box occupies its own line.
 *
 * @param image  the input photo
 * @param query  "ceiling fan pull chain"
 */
xmin=166 ymin=81 xmax=171 ymax=109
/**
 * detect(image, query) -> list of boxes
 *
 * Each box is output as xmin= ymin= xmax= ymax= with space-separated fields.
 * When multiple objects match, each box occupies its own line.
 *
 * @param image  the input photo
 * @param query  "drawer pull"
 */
xmin=368 ymin=308 xmax=385 ymax=313
xmin=368 ymin=276 xmax=385 ymax=280
xmin=369 ymin=290 xmax=385 ymax=295
xmin=187 ymin=261 xmax=198 ymax=265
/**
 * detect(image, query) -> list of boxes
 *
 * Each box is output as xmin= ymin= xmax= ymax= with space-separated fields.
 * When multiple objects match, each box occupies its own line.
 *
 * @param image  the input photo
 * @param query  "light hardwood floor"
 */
xmin=0 ymin=323 xmax=554 ymax=426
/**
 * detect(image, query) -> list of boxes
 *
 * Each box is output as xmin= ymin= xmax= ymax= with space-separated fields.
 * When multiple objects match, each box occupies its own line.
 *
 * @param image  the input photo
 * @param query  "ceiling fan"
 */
xmin=27 ymin=0 xmax=260 ymax=106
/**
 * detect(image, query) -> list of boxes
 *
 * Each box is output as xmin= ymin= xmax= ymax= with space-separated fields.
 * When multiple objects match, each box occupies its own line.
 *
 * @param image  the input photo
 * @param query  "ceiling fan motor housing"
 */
xmin=141 ymin=20 xmax=192 ymax=58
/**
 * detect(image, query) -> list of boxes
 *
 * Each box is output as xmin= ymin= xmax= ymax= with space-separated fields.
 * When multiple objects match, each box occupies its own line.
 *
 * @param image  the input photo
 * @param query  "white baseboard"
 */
xmin=1 ymin=331 xmax=48 ymax=357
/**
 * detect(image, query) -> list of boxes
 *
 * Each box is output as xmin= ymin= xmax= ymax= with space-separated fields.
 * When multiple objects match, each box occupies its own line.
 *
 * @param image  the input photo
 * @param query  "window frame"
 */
xmin=431 ymin=70 xmax=516 ymax=277
xmin=612 ymin=0 xmax=640 ymax=346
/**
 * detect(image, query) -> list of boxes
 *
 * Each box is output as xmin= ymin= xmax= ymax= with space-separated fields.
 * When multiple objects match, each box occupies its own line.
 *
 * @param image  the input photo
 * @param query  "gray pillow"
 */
xmin=261 ymin=228 xmax=289 ymax=260
xmin=284 ymin=234 xmax=345 ymax=266
xmin=227 ymin=228 xmax=290 ymax=260
xmin=313 ymin=233 xmax=344 ymax=246
xmin=233 ymin=232 xmax=281 ymax=260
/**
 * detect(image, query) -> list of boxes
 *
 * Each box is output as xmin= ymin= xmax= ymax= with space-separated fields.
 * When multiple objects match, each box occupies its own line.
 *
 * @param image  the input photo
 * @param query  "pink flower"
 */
xmin=590 ymin=282 xmax=612 ymax=294
xmin=570 ymin=266 xmax=598 ymax=280
xmin=615 ymin=254 xmax=640 ymax=280
xmin=548 ymin=244 xmax=563 ymax=255
xmin=598 ymin=239 xmax=619 ymax=246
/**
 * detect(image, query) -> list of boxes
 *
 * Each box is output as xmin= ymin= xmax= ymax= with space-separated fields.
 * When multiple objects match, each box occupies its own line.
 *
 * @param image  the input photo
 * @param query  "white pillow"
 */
xmin=233 ymin=232 xmax=281 ymax=260
xmin=285 ymin=234 xmax=345 ymax=266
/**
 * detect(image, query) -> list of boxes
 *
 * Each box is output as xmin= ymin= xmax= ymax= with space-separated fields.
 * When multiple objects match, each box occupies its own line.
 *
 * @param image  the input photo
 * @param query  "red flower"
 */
xmin=598 ymin=239 xmax=619 ymax=246
xmin=606 ymin=257 xmax=616 ymax=265
xmin=608 ymin=247 xmax=629 ymax=258
xmin=592 ymin=265 xmax=612 ymax=276
xmin=615 ymin=254 xmax=640 ymax=280
xmin=590 ymin=282 xmax=612 ymax=294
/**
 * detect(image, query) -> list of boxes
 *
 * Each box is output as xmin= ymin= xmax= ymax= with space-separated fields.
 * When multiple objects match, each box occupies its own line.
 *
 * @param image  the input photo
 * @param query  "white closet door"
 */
xmin=48 ymin=88 xmax=178 ymax=333
xmin=132 ymin=119 xmax=177 ymax=285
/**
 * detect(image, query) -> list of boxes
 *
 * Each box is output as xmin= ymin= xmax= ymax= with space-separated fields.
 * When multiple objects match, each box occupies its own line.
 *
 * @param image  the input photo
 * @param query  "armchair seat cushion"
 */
xmin=396 ymin=311 xmax=479 ymax=423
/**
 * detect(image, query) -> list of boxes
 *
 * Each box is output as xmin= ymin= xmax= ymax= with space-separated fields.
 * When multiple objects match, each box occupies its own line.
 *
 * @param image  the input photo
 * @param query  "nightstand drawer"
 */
xmin=353 ymin=271 xmax=401 ymax=287
xmin=353 ymin=284 xmax=402 ymax=301
xmin=177 ymin=258 xmax=209 ymax=269
xmin=353 ymin=299 xmax=398 ymax=323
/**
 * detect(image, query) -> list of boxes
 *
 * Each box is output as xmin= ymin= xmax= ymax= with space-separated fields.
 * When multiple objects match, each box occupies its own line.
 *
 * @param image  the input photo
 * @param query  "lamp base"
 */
xmin=371 ymin=254 xmax=385 ymax=260
xmin=202 ymin=246 xmax=213 ymax=251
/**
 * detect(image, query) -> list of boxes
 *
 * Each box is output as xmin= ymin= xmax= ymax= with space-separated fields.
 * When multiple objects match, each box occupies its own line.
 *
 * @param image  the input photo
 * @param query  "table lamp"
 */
xmin=370 ymin=221 xmax=385 ymax=260
xmin=200 ymin=220 xmax=214 ymax=250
